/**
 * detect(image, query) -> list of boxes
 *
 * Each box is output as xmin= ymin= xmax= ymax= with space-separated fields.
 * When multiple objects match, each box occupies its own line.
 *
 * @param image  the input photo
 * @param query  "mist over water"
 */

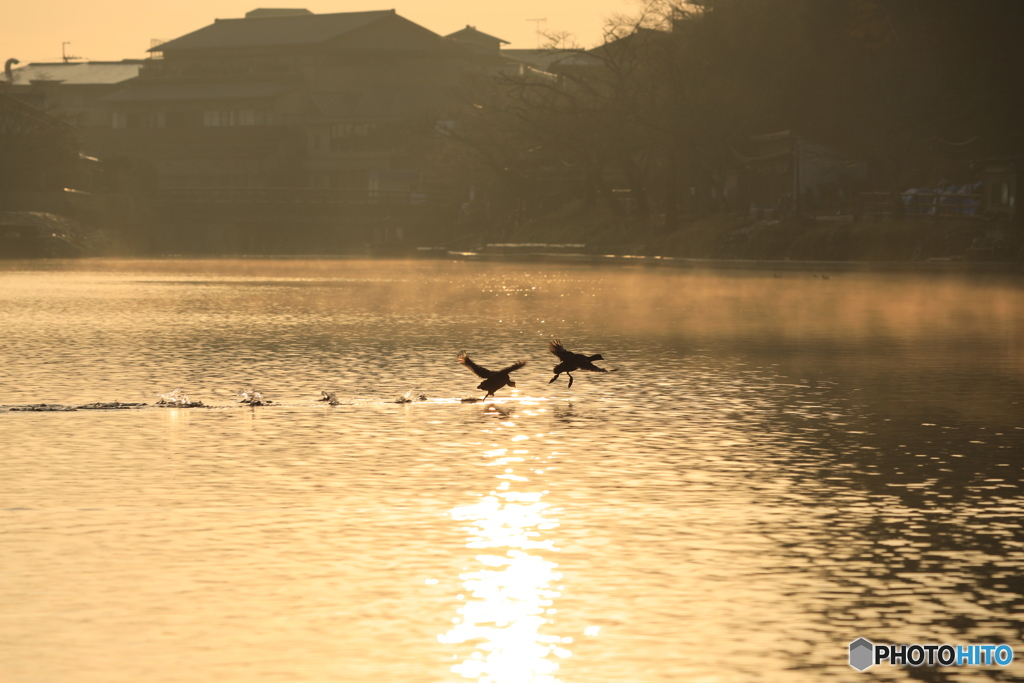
xmin=1 ymin=259 xmax=1022 ymax=683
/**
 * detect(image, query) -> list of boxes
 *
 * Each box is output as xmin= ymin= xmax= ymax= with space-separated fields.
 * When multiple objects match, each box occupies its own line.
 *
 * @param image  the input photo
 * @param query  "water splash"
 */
xmin=238 ymin=389 xmax=271 ymax=406
xmin=155 ymin=387 xmax=204 ymax=408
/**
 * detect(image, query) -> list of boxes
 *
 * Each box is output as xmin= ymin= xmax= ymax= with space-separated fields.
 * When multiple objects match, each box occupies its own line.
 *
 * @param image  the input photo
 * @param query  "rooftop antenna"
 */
xmin=526 ymin=18 xmax=547 ymax=48
xmin=61 ymin=42 xmax=82 ymax=63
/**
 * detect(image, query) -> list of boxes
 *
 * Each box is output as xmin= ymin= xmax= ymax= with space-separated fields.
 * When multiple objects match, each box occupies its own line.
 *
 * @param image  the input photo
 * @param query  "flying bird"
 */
xmin=458 ymin=351 xmax=526 ymax=399
xmin=547 ymin=339 xmax=607 ymax=388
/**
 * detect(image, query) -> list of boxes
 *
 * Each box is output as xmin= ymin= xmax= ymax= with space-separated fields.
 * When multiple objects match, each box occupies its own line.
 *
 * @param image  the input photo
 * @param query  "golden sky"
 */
xmin=4 ymin=0 xmax=640 ymax=64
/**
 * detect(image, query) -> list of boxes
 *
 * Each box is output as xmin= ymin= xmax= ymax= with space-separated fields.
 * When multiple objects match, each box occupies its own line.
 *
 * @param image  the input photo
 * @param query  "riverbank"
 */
xmin=435 ymin=248 xmax=1024 ymax=274
xmin=484 ymin=204 xmax=1024 ymax=267
xmin=4 ymin=252 xmax=1021 ymax=276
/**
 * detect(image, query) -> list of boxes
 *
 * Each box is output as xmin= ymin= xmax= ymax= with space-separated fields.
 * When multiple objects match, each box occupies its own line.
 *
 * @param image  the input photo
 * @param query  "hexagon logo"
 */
xmin=849 ymin=638 xmax=874 ymax=671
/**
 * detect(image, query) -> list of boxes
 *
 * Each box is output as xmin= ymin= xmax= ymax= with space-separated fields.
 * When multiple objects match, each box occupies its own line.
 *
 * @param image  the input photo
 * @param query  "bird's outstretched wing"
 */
xmin=499 ymin=360 xmax=527 ymax=375
xmin=548 ymin=339 xmax=574 ymax=361
xmin=458 ymin=352 xmax=491 ymax=378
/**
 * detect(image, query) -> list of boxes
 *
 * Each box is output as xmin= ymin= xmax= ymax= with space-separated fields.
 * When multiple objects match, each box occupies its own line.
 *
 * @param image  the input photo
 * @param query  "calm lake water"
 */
xmin=1 ymin=259 xmax=1022 ymax=683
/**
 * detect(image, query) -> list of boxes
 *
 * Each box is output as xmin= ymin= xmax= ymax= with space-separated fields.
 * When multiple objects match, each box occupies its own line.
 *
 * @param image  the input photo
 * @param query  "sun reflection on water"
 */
xmin=440 ymin=416 xmax=569 ymax=683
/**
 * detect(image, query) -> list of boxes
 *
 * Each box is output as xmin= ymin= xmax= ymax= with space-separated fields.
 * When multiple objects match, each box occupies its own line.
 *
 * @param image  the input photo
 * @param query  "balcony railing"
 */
xmin=861 ymin=191 xmax=984 ymax=219
xmin=158 ymin=187 xmax=430 ymax=206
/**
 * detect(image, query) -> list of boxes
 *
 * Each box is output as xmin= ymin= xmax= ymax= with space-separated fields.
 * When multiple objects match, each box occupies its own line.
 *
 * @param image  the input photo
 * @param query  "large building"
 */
xmin=95 ymin=8 xmax=502 ymax=195
xmin=0 ymin=10 xmax=564 ymax=252
xmin=2 ymin=8 xmax=523 ymax=252
xmin=2 ymin=60 xmax=143 ymax=129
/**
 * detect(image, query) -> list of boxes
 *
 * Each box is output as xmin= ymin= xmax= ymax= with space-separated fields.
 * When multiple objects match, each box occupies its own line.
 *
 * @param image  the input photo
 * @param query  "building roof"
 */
xmin=548 ymin=52 xmax=604 ymax=68
xmin=153 ymin=9 xmax=402 ymax=52
xmin=5 ymin=61 xmax=143 ymax=86
xmin=245 ymin=8 xmax=313 ymax=18
xmin=100 ymin=82 xmax=296 ymax=103
xmin=499 ymin=49 xmax=577 ymax=71
xmin=446 ymin=26 xmax=509 ymax=45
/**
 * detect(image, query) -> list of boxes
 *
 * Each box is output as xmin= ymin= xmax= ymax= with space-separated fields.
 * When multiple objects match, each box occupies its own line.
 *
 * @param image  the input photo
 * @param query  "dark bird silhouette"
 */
xmin=458 ymin=352 xmax=526 ymax=399
xmin=548 ymin=339 xmax=607 ymax=388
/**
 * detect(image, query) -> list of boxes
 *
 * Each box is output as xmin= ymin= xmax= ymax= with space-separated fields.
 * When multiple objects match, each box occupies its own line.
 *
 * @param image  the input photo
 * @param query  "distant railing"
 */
xmin=861 ymin=190 xmax=984 ymax=219
xmin=902 ymin=189 xmax=983 ymax=218
xmin=158 ymin=187 xmax=431 ymax=206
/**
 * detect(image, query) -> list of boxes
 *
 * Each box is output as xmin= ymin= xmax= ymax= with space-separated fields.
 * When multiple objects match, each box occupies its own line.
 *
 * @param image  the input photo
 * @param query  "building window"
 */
xmin=332 ymin=170 xmax=367 ymax=190
xmin=166 ymin=111 xmax=203 ymax=128
xmin=203 ymin=109 xmax=274 ymax=127
xmin=204 ymin=110 xmax=232 ymax=126
xmin=331 ymin=122 xmax=374 ymax=138
xmin=116 ymin=111 xmax=163 ymax=128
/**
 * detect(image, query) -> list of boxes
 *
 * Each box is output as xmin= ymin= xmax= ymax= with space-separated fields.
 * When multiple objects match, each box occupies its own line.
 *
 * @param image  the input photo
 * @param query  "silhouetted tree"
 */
xmin=433 ymin=0 xmax=1024 ymax=239
xmin=793 ymin=0 xmax=1024 ymax=214
xmin=0 ymin=92 xmax=81 ymax=208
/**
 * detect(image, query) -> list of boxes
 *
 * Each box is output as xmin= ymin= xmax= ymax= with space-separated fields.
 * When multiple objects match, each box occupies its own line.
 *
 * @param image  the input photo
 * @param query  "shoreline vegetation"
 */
xmin=3 ymin=199 xmax=1022 ymax=270
xmin=429 ymin=201 xmax=1024 ymax=271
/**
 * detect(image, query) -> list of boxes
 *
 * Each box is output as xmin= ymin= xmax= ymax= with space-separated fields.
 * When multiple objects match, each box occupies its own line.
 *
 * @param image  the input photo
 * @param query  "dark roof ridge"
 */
xmin=154 ymin=9 xmax=402 ymax=53
xmin=211 ymin=8 xmax=395 ymax=25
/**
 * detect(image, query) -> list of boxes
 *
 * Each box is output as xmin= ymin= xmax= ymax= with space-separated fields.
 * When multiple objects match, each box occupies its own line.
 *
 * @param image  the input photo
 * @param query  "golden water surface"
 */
xmin=1 ymin=259 xmax=1022 ymax=683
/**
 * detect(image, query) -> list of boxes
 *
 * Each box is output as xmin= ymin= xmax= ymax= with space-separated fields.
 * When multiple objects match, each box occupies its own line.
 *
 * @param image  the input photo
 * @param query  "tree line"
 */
xmin=433 ymin=0 xmax=1023 ymax=233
